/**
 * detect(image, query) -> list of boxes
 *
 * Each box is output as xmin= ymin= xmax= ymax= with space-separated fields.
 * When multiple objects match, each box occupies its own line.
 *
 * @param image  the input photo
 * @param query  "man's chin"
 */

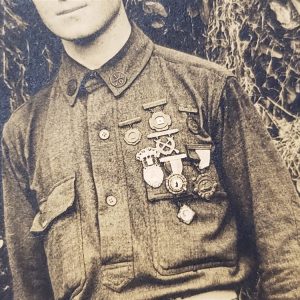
xmin=60 ymin=25 xmax=106 ymax=45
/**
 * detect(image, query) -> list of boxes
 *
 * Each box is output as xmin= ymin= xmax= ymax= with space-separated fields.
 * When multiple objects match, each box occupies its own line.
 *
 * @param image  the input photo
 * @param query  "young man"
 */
xmin=2 ymin=0 xmax=300 ymax=299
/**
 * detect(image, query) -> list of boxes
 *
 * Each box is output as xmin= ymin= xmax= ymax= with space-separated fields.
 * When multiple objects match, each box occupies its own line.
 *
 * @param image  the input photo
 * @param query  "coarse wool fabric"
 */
xmin=2 ymin=24 xmax=300 ymax=300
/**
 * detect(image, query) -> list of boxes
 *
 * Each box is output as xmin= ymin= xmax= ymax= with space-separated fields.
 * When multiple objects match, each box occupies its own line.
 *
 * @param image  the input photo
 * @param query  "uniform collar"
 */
xmin=57 ymin=24 xmax=154 ymax=106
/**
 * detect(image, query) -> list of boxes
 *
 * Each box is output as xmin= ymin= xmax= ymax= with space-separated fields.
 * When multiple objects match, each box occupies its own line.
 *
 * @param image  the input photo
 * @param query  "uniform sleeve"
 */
xmin=214 ymin=76 xmax=300 ymax=300
xmin=1 ymin=122 xmax=54 ymax=300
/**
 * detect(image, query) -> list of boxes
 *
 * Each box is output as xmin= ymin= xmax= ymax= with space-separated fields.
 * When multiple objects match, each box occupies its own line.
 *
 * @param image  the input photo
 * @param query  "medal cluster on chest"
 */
xmin=119 ymin=99 xmax=218 ymax=225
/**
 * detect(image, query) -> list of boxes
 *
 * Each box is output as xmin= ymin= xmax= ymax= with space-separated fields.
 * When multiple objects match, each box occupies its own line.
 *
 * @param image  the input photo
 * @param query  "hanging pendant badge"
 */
xmin=187 ymin=144 xmax=218 ymax=200
xmin=160 ymin=154 xmax=187 ymax=195
xmin=136 ymin=147 xmax=164 ymax=188
xmin=119 ymin=117 xmax=142 ymax=146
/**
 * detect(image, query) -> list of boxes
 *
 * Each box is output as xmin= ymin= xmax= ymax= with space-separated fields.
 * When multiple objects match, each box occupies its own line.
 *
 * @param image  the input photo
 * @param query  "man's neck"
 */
xmin=62 ymin=8 xmax=131 ymax=70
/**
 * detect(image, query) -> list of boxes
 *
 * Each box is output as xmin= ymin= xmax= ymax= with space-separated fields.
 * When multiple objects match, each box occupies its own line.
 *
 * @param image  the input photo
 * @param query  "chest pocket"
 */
xmin=146 ymin=156 xmax=238 ymax=276
xmin=30 ymin=175 xmax=86 ymax=299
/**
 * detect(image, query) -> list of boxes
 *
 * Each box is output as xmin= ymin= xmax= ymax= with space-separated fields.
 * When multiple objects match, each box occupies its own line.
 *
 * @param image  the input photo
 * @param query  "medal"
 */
xmin=124 ymin=128 xmax=142 ymax=145
xmin=148 ymin=129 xmax=180 ymax=156
xmin=136 ymin=147 xmax=164 ymax=188
xmin=177 ymin=204 xmax=196 ymax=225
xmin=160 ymin=154 xmax=187 ymax=195
xmin=149 ymin=111 xmax=172 ymax=131
xmin=119 ymin=117 xmax=142 ymax=146
xmin=193 ymin=173 xmax=217 ymax=200
xmin=166 ymin=174 xmax=187 ymax=195
xmin=186 ymin=144 xmax=212 ymax=170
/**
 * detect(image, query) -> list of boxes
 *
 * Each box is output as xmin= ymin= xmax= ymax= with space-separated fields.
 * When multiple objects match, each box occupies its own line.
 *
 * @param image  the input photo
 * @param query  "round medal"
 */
xmin=193 ymin=174 xmax=217 ymax=200
xmin=149 ymin=111 xmax=172 ymax=131
xmin=166 ymin=174 xmax=187 ymax=195
xmin=124 ymin=128 xmax=142 ymax=145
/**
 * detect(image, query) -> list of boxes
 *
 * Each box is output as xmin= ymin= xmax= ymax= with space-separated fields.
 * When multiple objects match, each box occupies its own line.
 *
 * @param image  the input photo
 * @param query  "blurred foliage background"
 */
xmin=0 ymin=0 xmax=299 ymax=299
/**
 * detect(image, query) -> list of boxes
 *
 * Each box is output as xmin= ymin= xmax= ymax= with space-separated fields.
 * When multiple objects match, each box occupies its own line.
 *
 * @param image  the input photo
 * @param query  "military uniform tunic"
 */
xmin=2 ymin=25 xmax=300 ymax=300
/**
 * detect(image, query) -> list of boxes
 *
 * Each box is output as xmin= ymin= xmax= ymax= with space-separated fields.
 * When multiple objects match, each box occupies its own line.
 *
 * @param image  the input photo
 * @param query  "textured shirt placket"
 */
xmin=84 ymin=76 xmax=134 ymax=292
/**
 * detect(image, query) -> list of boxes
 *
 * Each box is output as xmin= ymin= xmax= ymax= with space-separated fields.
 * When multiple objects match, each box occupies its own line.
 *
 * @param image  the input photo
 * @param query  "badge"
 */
xmin=177 ymin=204 xmax=196 ymax=225
xmin=193 ymin=174 xmax=217 ymax=200
xmin=136 ymin=147 xmax=164 ymax=188
xmin=124 ymin=128 xmax=142 ymax=145
xmin=149 ymin=111 xmax=172 ymax=131
xmin=186 ymin=144 xmax=212 ymax=170
xmin=160 ymin=154 xmax=187 ymax=194
xmin=155 ymin=136 xmax=178 ymax=156
xmin=166 ymin=174 xmax=187 ymax=195
xmin=148 ymin=129 xmax=180 ymax=156
xmin=119 ymin=117 xmax=142 ymax=146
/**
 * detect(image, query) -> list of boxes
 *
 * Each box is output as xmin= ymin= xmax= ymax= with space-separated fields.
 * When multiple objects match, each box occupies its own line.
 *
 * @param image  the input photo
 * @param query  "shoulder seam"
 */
xmin=152 ymin=45 xmax=233 ymax=78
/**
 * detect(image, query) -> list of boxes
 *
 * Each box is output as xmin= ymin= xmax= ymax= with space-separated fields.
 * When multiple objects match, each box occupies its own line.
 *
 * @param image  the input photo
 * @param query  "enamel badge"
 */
xmin=136 ymin=147 xmax=164 ymax=188
xmin=193 ymin=173 xmax=217 ymax=200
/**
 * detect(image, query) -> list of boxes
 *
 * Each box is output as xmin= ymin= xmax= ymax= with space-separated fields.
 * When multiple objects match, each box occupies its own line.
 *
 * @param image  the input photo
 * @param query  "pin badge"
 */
xmin=160 ymin=154 xmax=187 ymax=195
xmin=149 ymin=111 xmax=172 ymax=132
xmin=177 ymin=204 xmax=196 ymax=225
xmin=193 ymin=174 xmax=217 ymax=200
xmin=124 ymin=128 xmax=142 ymax=145
xmin=119 ymin=117 xmax=142 ymax=146
xmin=136 ymin=147 xmax=164 ymax=188
xmin=186 ymin=144 xmax=212 ymax=170
xmin=166 ymin=174 xmax=187 ymax=195
xmin=148 ymin=129 xmax=180 ymax=156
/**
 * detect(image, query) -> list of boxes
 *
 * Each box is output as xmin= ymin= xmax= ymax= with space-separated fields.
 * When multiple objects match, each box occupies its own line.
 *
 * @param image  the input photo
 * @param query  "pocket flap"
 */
xmin=30 ymin=176 xmax=76 ymax=233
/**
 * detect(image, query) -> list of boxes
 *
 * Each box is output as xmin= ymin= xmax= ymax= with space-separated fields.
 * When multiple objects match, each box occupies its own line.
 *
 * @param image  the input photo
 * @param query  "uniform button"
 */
xmin=67 ymin=79 xmax=78 ymax=96
xmin=106 ymin=196 xmax=117 ymax=206
xmin=109 ymin=71 xmax=127 ymax=88
xmin=99 ymin=129 xmax=110 ymax=140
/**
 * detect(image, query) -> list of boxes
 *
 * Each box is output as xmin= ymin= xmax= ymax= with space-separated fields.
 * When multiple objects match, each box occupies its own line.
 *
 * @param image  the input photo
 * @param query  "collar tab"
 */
xmin=57 ymin=23 xmax=154 ymax=105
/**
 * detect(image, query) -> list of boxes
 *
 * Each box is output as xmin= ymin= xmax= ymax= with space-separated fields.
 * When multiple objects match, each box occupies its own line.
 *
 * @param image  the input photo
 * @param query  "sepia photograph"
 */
xmin=0 ymin=0 xmax=299 ymax=299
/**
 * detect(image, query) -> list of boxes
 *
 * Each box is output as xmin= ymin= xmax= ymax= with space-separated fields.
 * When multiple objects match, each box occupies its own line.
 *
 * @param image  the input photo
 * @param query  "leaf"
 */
xmin=199 ymin=0 xmax=212 ymax=25
xmin=143 ymin=1 xmax=168 ymax=17
xmin=269 ymin=1 xmax=299 ymax=30
xmin=296 ymin=179 xmax=300 ymax=194
xmin=151 ymin=19 xmax=165 ymax=29
xmin=291 ymin=0 xmax=300 ymax=15
xmin=187 ymin=4 xmax=199 ymax=18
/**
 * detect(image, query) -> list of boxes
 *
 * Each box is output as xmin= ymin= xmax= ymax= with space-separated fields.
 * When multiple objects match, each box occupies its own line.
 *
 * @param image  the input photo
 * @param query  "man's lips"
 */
xmin=57 ymin=4 xmax=88 ymax=16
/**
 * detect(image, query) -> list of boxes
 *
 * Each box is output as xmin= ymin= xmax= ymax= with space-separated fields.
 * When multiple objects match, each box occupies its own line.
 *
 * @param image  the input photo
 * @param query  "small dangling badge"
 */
xmin=177 ymin=204 xmax=196 ymax=225
xmin=160 ymin=153 xmax=187 ymax=195
xmin=119 ymin=117 xmax=142 ymax=146
xmin=136 ymin=147 xmax=164 ymax=188
xmin=124 ymin=128 xmax=142 ymax=145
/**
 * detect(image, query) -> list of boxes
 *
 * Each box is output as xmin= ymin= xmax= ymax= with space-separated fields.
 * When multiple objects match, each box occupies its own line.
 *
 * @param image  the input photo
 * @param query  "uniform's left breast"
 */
xmin=118 ymin=97 xmax=238 ymax=276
